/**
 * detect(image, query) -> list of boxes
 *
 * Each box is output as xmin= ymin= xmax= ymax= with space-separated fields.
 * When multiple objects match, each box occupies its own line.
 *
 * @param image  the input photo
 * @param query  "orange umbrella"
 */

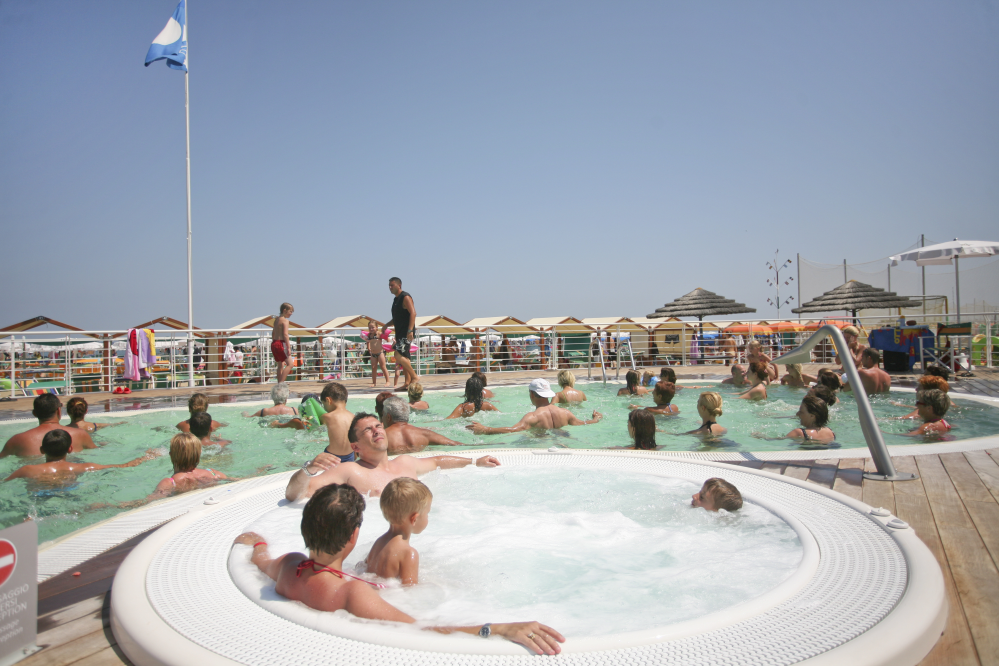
xmin=803 ymin=319 xmax=852 ymax=331
xmin=724 ymin=324 xmax=774 ymax=335
xmin=770 ymin=321 xmax=807 ymax=332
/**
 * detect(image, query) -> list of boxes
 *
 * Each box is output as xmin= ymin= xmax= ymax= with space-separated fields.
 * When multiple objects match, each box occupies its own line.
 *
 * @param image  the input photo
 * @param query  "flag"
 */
xmin=145 ymin=0 xmax=188 ymax=72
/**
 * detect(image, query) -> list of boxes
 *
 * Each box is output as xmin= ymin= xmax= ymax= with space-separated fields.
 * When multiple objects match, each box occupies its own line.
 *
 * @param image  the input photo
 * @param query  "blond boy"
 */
xmin=690 ymin=477 xmax=743 ymax=512
xmin=365 ymin=477 xmax=432 ymax=585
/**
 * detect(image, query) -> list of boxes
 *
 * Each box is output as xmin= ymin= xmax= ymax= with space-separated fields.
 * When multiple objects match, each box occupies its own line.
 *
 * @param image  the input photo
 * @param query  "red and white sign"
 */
xmin=0 ymin=540 xmax=16 ymax=588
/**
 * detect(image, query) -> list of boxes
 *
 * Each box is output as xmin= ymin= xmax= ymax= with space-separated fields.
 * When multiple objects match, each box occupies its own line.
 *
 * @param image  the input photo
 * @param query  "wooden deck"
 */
xmin=21 ymin=448 xmax=999 ymax=666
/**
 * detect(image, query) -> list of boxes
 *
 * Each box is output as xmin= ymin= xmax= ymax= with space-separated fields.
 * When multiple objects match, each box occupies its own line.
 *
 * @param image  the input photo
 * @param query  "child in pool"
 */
xmin=630 ymin=381 xmax=679 ymax=416
xmin=617 ymin=370 xmax=649 ymax=396
xmin=691 ymin=477 xmax=743 ymax=512
xmin=364 ymin=477 xmax=432 ymax=585
xmin=679 ymin=392 xmax=727 ymax=437
xmin=234 ymin=484 xmax=564 ymax=654
xmin=176 ymin=393 xmax=224 ymax=433
xmin=905 ymin=389 xmax=952 ymax=436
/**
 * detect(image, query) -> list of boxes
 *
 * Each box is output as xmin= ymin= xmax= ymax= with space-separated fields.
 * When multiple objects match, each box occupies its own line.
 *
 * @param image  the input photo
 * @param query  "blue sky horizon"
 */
xmin=2 ymin=1 xmax=997 ymax=330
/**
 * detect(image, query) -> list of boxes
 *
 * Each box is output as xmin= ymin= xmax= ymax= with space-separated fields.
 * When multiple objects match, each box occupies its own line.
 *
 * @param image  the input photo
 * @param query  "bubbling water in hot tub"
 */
xmin=232 ymin=466 xmax=803 ymax=637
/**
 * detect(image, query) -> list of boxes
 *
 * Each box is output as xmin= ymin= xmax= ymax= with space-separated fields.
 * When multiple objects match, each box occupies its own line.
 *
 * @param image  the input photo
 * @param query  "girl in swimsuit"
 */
xmin=679 ymin=392 xmax=727 ymax=437
xmin=736 ymin=363 xmax=770 ymax=401
xmin=617 ymin=370 xmax=649 ymax=396
xmin=446 ymin=377 xmax=498 ymax=419
xmin=66 ymin=397 xmax=121 ymax=434
xmin=150 ymin=433 xmax=228 ymax=498
xmin=745 ymin=340 xmax=778 ymax=381
xmin=367 ymin=322 xmax=391 ymax=387
xmin=618 ymin=408 xmax=658 ymax=450
xmin=788 ymin=395 xmax=835 ymax=444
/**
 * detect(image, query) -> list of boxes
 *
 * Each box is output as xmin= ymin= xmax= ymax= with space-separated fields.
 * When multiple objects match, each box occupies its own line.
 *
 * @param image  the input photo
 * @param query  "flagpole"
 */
xmin=184 ymin=6 xmax=194 ymax=388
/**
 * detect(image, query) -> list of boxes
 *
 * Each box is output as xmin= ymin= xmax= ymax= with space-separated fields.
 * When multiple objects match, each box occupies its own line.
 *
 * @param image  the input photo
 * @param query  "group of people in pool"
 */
xmin=231 ymin=405 xmax=744 ymax=655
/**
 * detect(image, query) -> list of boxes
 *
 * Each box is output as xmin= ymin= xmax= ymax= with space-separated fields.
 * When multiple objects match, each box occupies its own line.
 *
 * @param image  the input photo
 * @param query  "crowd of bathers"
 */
xmin=0 ymin=328 xmax=956 ymax=654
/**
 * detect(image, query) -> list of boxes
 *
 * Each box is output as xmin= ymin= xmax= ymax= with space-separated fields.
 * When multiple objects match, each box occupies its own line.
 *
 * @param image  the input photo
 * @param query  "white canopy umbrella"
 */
xmin=890 ymin=239 xmax=999 ymax=324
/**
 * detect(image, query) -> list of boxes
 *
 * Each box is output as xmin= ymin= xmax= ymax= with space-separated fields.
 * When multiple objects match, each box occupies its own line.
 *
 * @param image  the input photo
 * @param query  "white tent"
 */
xmin=891 ymin=239 xmax=999 ymax=323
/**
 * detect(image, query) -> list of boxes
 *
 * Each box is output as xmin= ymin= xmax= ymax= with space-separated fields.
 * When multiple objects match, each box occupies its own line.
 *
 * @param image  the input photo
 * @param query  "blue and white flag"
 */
xmin=144 ymin=0 xmax=187 ymax=72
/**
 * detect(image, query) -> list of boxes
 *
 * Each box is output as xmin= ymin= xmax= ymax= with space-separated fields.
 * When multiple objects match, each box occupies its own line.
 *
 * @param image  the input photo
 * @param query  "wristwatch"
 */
xmin=478 ymin=623 xmax=491 ymax=638
xmin=301 ymin=460 xmax=324 ymax=477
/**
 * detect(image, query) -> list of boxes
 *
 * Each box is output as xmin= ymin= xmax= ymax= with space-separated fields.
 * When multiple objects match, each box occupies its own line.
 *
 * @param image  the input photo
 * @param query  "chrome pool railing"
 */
xmin=774 ymin=325 xmax=917 ymax=482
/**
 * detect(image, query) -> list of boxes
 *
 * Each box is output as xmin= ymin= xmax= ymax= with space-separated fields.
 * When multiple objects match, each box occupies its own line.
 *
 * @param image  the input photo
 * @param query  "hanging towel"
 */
xmin=123 ymin=329 xmax=141 ymax=381
xmin=223 ymin=341 xmax=236 ymax=364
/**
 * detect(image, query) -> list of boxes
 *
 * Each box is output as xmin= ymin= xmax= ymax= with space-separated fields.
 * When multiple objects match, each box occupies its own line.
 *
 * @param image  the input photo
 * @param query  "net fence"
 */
xmin=798 ymin=236 xmax=999 ymax=324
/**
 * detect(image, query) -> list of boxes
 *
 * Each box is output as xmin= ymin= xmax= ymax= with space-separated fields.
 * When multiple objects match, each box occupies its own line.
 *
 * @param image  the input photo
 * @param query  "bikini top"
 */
xmin=295 ymin=559 xmax=385 ymax=589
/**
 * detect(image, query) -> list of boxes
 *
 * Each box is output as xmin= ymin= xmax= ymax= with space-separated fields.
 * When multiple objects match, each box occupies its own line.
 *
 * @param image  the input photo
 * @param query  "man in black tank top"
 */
xmin=383 ymin=277 xmax=418 ymax=390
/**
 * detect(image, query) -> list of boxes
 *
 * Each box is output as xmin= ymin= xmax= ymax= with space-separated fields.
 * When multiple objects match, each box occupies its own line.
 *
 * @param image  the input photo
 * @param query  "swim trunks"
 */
xmin=325 ymin=450 xmax=355 ymax=463
xmin=271 ymin=340 xmax=288 ymax=363
xmin=392 ymin=337 xmax=412 ymax=360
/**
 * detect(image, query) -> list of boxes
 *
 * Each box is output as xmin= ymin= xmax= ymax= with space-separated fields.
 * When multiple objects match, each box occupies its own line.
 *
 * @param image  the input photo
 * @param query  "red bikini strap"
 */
xmin=295 ymin=559 xmax=386 ymax=589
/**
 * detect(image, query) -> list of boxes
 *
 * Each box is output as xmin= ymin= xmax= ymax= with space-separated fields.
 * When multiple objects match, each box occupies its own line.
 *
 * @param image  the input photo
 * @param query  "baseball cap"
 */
xmin=529 ymin=378 xmax=556 ymax=398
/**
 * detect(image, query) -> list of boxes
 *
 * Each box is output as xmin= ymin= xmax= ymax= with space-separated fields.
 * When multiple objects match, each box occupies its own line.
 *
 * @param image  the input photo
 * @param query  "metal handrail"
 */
xmin=774 ymin=325 xmax=917 ymax=482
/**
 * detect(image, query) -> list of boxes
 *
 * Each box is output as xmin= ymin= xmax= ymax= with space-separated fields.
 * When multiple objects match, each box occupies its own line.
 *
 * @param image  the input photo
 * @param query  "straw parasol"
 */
xmin=792 ymin=280 xmax=923 ymax=321
xmin=647 ymin=288 xmax=757 ymax=335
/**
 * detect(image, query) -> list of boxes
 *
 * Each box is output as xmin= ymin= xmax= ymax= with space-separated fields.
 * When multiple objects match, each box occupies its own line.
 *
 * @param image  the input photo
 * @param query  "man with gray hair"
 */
xmin=243 ymin=383 xmax=298 ymax=418
xmin=381 ymin=396 xmax=469 ymax=455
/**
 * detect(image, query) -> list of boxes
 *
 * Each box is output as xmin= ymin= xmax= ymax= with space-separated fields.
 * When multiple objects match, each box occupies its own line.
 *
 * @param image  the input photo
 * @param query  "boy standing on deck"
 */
xmin=272 ymin=303 xmax=294 ymax=384
xmin=364 ymin=477 xmax=432 ymax=585
xmin=320 ymin=383 xmax=356 ymax=462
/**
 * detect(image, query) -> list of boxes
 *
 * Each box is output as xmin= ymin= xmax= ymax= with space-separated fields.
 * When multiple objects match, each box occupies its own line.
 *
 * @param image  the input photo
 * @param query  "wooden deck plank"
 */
xmin=831 ymin=458 xmax=864 ymax=501
xmin=20 ymin=629 xmax=116 ymax=666
xmin=890 ymin=459 xmax=981 ymax=666
xmin=37 ymin=596 xmax=104 ymax=635
xmin=71 ymin=647 xmax=130 ymax=666
xmin=862 ymin=458 xmax=895 ymax=513
xmin=963 ymin=451 xmax=999 ymax=503
xmin=940 ymin=453 xmax=995 ymax=503
xmin=916 ymin=455 xmax=999 ymax=664
xmin=34 ymin=611 xmax=106 ymax=656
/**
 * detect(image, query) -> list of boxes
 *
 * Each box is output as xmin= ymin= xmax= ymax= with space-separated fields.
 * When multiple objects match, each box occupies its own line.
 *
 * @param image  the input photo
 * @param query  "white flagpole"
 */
xmin=184 ymin=3 xmax=194 ymax=388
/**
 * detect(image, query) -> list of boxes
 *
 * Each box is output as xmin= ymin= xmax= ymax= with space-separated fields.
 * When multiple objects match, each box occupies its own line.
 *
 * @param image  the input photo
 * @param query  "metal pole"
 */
xmin=415 ymin=327 xmax=421 ymax=377
xmin=796 ymin=253 xmax=801 ymax=323
xmin=65 ymin=335 xmax=70 ymax=395
xmin=774 ymin=325 xmax=915 ymax=481
xmin=955 ymin=255 xmax=961 ymax=325
xmin=184 ymin=13 xmax=195 ymax=388
xmin=921 ymin=234 xmax=926 ymax=316
xmin=597 ymin=336 xmax=607 ymax=384
xmin=8 ymin=335 xmax=14 ymax=399
xmin=588 ymin=333 xmax=592 ymax=379
xmin=615 ymin=324 xmax=621 ymax=379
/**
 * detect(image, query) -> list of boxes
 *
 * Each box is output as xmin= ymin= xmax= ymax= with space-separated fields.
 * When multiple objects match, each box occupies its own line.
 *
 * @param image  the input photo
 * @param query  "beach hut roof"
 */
xmin=463 ymin=316 xmax=535 ymax=334
xmin=792 ymin=281 xmax=924 ymax=314
xmin=0 ymin=316 xmax=101 ymax=340
xmin=581 ymin=317 xmax=652 ymax=333
xmin=525 ymin=317 xmax=590 ymax=334
xmin=647 ymin=288 xmax=757 ymax=320
xmin=413 ymin=315 xmax=469 ymax=336
xmin=110 ymin=317 xmax=208 ymax=339
xmin=314 ymin=315 xmax=384 ymax=331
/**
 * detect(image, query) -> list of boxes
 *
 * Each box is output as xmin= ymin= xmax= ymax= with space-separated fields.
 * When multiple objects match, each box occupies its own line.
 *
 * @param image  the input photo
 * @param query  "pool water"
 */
xmin=232 ymin=466 xmax=803 ymax=637
xmin=0 ymin=381 xmax=995 ymax=544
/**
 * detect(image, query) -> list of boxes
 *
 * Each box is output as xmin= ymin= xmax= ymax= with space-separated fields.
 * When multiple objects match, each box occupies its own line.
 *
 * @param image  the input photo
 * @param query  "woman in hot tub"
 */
xmin=235 ymin=483 xmax=565 ymax=655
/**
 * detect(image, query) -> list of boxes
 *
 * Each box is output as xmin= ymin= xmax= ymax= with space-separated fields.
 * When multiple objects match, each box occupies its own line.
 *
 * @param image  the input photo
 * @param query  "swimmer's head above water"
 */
xmin=691 ymin=478 xmax=742 ymax=512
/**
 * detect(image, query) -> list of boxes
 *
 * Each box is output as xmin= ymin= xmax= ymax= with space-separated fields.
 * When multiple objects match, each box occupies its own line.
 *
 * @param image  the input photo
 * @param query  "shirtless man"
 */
xmin=5 ymin=429 xmax=158 ymax=484
xmin=319 ymin=383 xmax=355 ymax=462
xmin=552 ymin=370 xmax=587 ymax=404
xmin=1 ymin=394 xmax=96 ymax=458
xmin=721 ymin=364 xmax=748 ymax=386
xmin=717 ymin=333 xmax=738 ymax=366
xmin=382 ymin=397 xmax=468 ymax=454
xmin=272 ymin=302 xmax=294 ymax=384
xmin=467 ymin=379 xmax=602 ymax=435
xmin=836 ymin=326 xmax=867 ymax=369
xmin=190 ymin=412 xmax=232 ymax=448
xmin=383 ymin=278 xmax=417 ymax=390
xmin=844 ymin=348 xmax=892 ymax=395
xmin=284 ymin=413 xmax=500 ymax=502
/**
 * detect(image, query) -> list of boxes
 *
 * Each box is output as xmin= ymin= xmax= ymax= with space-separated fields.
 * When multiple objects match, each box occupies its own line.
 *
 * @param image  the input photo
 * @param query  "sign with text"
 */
xmin=0 ymin=521 xmax=36 ymax=666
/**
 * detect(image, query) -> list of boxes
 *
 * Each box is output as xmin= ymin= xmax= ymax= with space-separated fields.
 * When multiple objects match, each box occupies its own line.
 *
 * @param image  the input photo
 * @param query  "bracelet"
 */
xmin=253 ymin=542 xmax=267 ymax=548
xmin=301 ymin=460 xmax=324 ymax=477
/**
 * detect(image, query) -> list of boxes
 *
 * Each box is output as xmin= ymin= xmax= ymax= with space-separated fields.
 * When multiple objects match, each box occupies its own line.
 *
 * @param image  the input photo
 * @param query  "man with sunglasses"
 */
xmin=285 ymin=412 xmax=500 ymax=501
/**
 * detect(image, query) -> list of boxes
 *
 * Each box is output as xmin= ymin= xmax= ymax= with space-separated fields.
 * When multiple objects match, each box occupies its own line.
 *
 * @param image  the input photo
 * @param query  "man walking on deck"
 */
xmin=383 ymin=278 xmax=418 ymax=391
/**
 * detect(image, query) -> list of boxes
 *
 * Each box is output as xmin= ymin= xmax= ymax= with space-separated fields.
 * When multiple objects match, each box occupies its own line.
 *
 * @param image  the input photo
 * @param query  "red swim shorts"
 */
xmin=271 ymin=340 xmax=288 ymax=363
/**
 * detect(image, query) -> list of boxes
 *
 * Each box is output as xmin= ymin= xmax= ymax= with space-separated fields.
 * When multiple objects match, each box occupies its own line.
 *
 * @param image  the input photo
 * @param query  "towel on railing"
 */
xmin=124 ymin=329 xmax=157 ymax=381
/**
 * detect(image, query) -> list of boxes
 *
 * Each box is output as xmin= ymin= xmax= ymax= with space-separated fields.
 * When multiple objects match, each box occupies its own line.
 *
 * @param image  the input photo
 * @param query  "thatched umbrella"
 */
xmin=647 ymin=288 xmax=757 ymax=335
xmin=792 ymin=280 xmax=923 ymax=322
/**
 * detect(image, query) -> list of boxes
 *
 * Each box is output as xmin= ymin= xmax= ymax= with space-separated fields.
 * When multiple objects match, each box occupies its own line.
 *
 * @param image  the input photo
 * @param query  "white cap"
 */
xmin=529 ymin=378 xmax=556 ymax=398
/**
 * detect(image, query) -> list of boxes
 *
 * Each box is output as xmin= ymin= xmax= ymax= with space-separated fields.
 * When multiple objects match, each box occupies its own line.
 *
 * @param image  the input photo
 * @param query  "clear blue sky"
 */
xmin=2 ymin=1 xmax=997 ymax=330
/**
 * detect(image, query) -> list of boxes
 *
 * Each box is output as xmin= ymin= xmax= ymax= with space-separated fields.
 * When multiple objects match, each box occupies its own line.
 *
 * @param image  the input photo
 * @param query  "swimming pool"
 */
xmin=2 ymin=381 xmax=997 ymax=544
